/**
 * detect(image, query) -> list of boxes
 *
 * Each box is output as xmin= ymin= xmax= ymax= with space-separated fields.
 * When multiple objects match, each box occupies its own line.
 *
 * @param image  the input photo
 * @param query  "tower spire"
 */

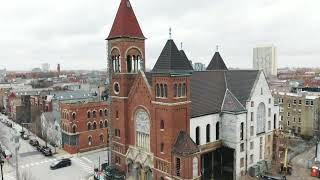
xmin=181 ymin=42 xmax=183 ymax=50
xmin=216 ymin=45 xmax=219 ymax=52
xmin=169 ymin=27 xmax=172 ymax=40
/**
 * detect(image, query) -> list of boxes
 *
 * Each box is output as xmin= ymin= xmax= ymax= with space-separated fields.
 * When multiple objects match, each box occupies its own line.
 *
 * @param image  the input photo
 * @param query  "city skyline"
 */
xmin=0 ymin=0 xmax=319 ymax=71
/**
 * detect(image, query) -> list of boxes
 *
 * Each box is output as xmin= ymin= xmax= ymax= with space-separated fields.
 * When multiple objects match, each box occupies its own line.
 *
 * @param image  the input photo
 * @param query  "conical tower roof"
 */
xmin=152 ymin=39 xmax=193 ymax=74
xmin=107 ymin=0 xmax=145 ymax=40
xmin=206 ymin=51 xmax=228 ymax=70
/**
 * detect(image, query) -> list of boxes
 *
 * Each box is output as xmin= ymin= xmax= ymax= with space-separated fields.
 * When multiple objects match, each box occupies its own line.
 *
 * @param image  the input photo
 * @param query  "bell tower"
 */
xmin=106 ymin=0 xmax=146 ymax=171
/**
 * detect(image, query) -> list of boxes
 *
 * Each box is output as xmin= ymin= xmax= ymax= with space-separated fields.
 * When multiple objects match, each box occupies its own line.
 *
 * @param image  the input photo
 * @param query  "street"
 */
xmin=0 ymin=114 xmax=109 ymax=180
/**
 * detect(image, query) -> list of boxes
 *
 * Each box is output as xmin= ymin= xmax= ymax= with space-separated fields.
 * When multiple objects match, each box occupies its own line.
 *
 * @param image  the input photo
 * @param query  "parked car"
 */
xmin=29 ymin=139 xmax=39 ymax=146
xmin=105 ymin=166 xmax=125 ymax=180
xmin=50 ymin=158 xmax=71 ymax=170
xmin=42 ymin=148 xmax=52 ymax=156
xmin=40 ymin=146 xmax=51 ymax=153
xmin=2 ymin=149 xmax=12 ymax=159
xmin=22 ymin=134 xmax=30 ymax=140
xmin=36 ymin=145 xmax=41 ymax=151
xmin=260 ymin=174 xmax=286 ymax=180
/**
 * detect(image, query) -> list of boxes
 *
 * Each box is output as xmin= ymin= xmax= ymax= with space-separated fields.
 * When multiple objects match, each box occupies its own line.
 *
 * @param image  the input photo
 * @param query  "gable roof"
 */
xmin=221 ymin=89 xmax=246 ymax=113
xmin=206 ymin=52 xmax=228 ymax=70
xmin=152 ymin=40 xmax=193 ymax=74
xmin=107 ymin=0 xmax=145 ymax=40
xmin=190 ymin=70 xmax=259 ymax=117
xmin=172 ymin=131 xmax=199 ymax=156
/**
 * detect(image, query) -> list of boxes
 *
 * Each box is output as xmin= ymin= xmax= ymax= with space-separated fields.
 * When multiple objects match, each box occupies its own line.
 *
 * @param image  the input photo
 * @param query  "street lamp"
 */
xmin=0 ymin=159 xmax=4 ymax=180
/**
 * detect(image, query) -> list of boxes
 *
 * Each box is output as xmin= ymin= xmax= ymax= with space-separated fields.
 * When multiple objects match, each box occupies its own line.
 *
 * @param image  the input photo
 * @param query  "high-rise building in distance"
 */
xmin=253 ymin=45 xmax=277 ymax=77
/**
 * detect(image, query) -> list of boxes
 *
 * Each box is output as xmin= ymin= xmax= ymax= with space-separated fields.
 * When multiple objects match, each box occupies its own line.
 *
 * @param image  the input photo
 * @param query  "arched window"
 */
xmin=104 ymin=109 xmax=108 ymax=117
xmin=72 ymin=113 xmax=76 ymax=120
xmin=105 ymin=120 xmax=108 ymax=128
xmin=195 ymin=126 xmax=200 ymax=145
xmin=127 ymin=55 xmax=132 ymax=73
xmin=206 ymin=124 xmax=210 ymax=143
xmin=160 ymin=143 xmax=164 ymax=153
xmin=87 ymin=111 xmax=91 ymax=119
xmin=178 ymin=84 xmax=182 ymax=97
xmin=72 ymin=125 xmax=76 ymax=133
xmin=93 ymin=122 xmax=97 ymax=129
xmin=182 ymin=83 xmax=186 ymax=96
xmin=240 ymin=122 xmax=244 ymax=140
xmin=164 ymin=84 xmax=167 ymax=98
xmin=156 ymin=84 xmax=160 ymax=97
xmin=160 ymin=84 xmax=163 ymax=97
xmin=174 ymin=84 xmax=178 ymax=97
xmin=88 ymin=136 xmax=92 ymax=146
xmin=99 ymin=134 xmax=104 ymax=143
xmin=99 ymin=110 xmax=103 ymax=117
xmin=88 ymin=123 xmax=92 ymax=131
xmin=135 ymin=109 xmax=150 ymax=151
xmin=216 ymin=122 xmax=220 ymax=140
xmin=100 ymin=121 xmax=103 ymax=128
xmin=160 ymin=120 xmax=164 ymax=130
xmin=93 ymin=111 xmax=97 ymax=118
xmin=257 ymin=103 xmax=266 ymax=134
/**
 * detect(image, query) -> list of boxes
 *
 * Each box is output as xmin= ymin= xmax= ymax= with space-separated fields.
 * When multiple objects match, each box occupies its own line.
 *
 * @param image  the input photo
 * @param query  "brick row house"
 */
xmin=60 ymin=101 xmax=109 ymax=154
xmin=106 ymin=0 xmax=279 ymax=180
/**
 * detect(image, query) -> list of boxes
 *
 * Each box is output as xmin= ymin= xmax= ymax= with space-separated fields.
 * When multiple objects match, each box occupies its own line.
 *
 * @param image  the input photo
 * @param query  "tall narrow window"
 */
xmin=93 ymin=111 xmax=97 ymax=118
xmin=182 ymin=83 xmax=186 ymax=96
xmin=104 ymin=109 xmax=108 ymax=117
xmin=127 ymin=55 xmax=132 ymax=73
xmin=160 ymin=143 xmax=164 ymax=153
xmin=178 ymin=84 xmax=182 ymax=97
xmin=240 ymin=122 xmax=244 ymax=140
xmin=156 ymin=84 xmax=160 ymax=97
xmin=206 ymin=124 xmax=210 ymax=143
xmin=160 ymin=120 xmax=164 ymax=130
xmin=116 ymin=110 xmax=119 ymax=118
xmin=100 ymin=134 xmax=104 ymax=143
xmin=87 ymin=111 xmax=91 ymax=119
xmin=164 ymin=84 xmax=167 ymax=98
xmin=160 ymin=84 xmax=163 ymax=97
xmin=99 ymin=110 xmax=103 ymax=117
xmin=88 ymin=136 xmax=92 ymax=146
xmin=195 ymin=126 xmax=200 ymax=145
xmin=72 ymin=125 xmax=76 ymax=133
xmin=176 ymin=158 xmax=181 ymax=177
xmin=100 ymin=121 xmax=103 ymax=128
xmin=216 ymin=122 xmax=220 ymax=140
xmin=93 ymin=122 xmax=97 ymax=129
xmin=88 ymin=123 xmax=92 ymax=131
xmin=274 ymin=114 xmax=277 ymax=129
xmin=72 ymin=113 xmax=76 ymax=120
xmin=174 ymin=84 xmax=178 ymax=97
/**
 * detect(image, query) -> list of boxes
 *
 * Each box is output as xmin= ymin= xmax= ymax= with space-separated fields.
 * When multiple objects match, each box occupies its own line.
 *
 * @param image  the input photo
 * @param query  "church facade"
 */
xmin=106 ymin=0 xmax=279 ymax=180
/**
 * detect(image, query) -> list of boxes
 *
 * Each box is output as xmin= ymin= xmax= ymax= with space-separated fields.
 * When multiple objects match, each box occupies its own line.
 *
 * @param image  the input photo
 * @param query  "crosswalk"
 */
xmin=3 ymin=172 xmax=15 ymax=180
xmin=20 ymin=158 xmax=57 ymax=169
xmin=74 ymin=157 xmax=94 ymax=174
xmin=3 ymin=157 xmax=94 ymax=180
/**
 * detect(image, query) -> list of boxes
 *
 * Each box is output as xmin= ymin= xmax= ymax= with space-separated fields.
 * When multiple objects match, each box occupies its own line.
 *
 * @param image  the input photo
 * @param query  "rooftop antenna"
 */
xmin=181 ymin=42 xmax=183 ymax=50
xmin=169 ymin=27 xmax=172 ymax=39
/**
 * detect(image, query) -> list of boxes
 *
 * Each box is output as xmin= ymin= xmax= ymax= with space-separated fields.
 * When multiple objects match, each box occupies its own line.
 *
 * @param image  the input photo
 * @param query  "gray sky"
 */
xmin=0 ymin=0 xmax=319 ymax=71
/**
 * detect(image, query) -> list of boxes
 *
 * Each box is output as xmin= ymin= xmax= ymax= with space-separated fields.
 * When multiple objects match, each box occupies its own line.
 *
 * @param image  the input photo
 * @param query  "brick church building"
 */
xmin=106 ymin=0 xmax=279 ymax=180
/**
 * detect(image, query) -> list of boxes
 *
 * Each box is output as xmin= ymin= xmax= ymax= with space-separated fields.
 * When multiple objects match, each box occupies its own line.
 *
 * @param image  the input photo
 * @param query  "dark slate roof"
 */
xmin=191 ymin=71 xmax=226 ymax=117
xmin=225 ymin=70 xmax=259 ymax=106
xmin=206 ymin=52 xmax=228 ymax=70
xmin=107 ymin=0 xmax=145 ymax=40
xmin=190 ymin=70 xmax=259 ymax=117
xmin=222 ymin=89 xmax=246 ymax=113
xmin=152 ymin=40 xmax=193 ymax=73
xmin=144 ymin=72 xmax=153 ymax=86
xmin=172 ymin=131 xmax=199 ymax=156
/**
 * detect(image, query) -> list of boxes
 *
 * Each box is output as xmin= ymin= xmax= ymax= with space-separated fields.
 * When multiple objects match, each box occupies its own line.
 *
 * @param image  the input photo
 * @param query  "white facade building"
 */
xmin=190 ymin=70 xmax=279 ymax=180
xmin=253 ymin=45 xmax=278 ymax=77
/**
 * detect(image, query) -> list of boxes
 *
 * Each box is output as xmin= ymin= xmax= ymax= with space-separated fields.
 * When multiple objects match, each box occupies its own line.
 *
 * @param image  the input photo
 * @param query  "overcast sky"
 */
xmin=0 ymin=0 xmax=319 ymax=71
